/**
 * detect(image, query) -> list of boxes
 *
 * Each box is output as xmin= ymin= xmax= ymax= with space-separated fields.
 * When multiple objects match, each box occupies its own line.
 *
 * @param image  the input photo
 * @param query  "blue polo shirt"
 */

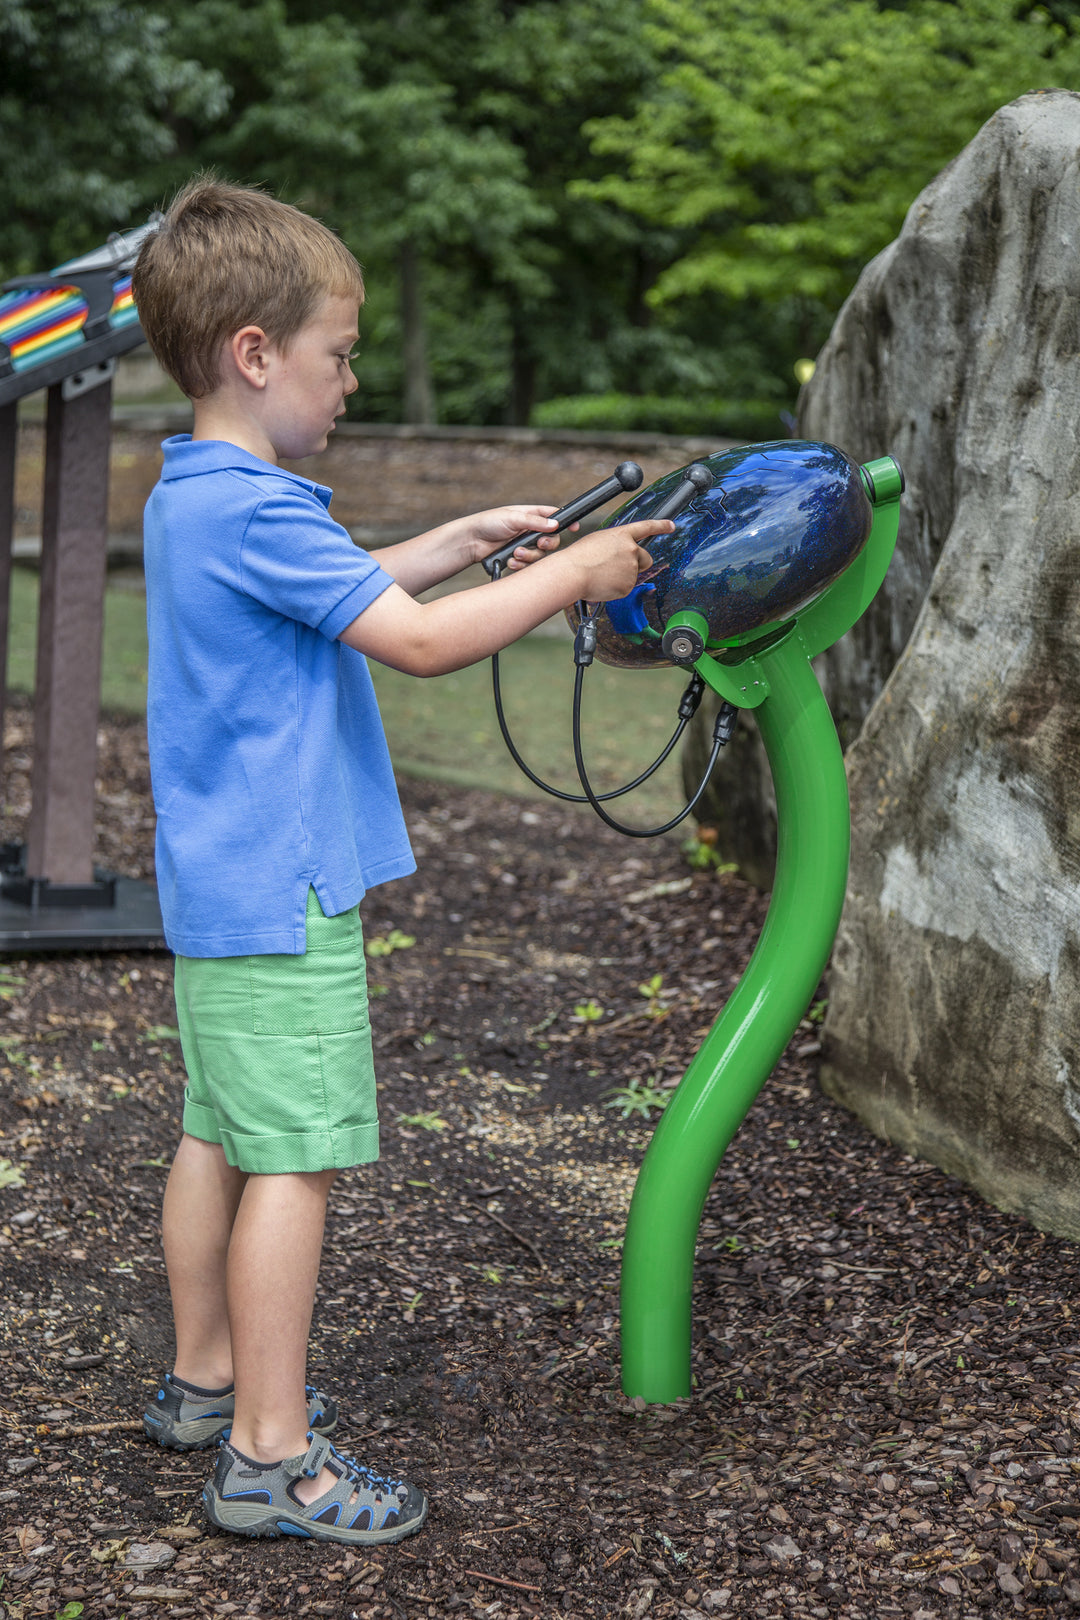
xmin=144 ymin=436 xmax=415 ymax=957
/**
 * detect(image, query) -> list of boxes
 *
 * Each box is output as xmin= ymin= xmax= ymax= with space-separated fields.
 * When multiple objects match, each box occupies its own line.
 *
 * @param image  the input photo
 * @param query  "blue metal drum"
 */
xmin=571 ymin=440 xmax=874 ymax=669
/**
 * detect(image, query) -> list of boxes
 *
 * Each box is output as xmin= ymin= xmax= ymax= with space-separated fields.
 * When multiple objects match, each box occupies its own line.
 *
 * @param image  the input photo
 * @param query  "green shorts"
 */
xmin=175 ymin=888 xmax=379 ymax=1174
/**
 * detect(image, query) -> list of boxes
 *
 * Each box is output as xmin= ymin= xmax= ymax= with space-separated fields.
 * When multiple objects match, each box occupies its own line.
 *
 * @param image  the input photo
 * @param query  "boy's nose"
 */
xmin=344 ymin=367 xmax=359 ymax=396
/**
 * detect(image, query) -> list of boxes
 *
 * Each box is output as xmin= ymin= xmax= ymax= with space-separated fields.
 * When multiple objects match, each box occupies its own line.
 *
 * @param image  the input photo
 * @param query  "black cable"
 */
xmin=490 ymin=648 xmax=695 ymax=803
xmin=485 ymin=553 xmax=734 ymax=832
xmin=570 ymin=664 xmax=737 ymax=837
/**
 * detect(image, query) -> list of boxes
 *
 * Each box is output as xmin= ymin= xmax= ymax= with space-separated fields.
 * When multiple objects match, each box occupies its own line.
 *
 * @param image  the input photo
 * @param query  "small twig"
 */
xmin=347 ymin=1560 xmax=384 ymax=1587
xmin=467 ymin=1196 xmax=547 ymax=1271
xmin=830 ymin=1262 xmax=900 ymax=1275
xmin=538 ymin=1347 xmax=589 ymax=1382
xmin=465 ymin=1569 xmax=542 ymax=1594
xmin=894 ymin=1318 xmax=911 ymax=1386
xmin=402 ymin=1174 xmax=547 ymax=1271
xmin=443 ymin=947 xmax=513 ymax=968
xmin=46 ymin=1418 xmax=144 ymax=1439
xmin=463 ymin=1521 xmax=534 ymax=1538
xmin=603 ymin=1545 xmax=633 ymax=1569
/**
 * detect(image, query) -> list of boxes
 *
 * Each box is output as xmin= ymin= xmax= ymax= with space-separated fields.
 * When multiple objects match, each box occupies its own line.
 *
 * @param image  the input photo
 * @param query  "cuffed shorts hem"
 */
xmin=182 ymin=1093 xmax=379 ymax=1174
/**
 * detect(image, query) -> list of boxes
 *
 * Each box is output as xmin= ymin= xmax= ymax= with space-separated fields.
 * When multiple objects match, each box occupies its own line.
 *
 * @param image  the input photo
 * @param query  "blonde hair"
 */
xmin=132 ymin=176 xmax=365 ymax=399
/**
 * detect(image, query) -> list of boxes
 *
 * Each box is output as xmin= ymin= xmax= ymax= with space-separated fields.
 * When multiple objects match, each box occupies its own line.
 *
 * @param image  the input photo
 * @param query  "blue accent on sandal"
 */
xmin=145 ymin=1375 xmax=338 ymax=1452
xmin=204 ymin=1433 xmax=427 ymax=1545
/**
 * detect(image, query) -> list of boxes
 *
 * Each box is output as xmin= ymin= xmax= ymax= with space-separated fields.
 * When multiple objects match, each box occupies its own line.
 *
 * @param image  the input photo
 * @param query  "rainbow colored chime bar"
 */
xmin=0 ymin=273 xmax=137 ymax=375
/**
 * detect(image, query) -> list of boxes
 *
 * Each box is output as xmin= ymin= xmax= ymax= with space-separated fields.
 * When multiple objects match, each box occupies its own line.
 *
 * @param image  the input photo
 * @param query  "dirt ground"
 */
xmin=3 ymin=701 xmax=1080 ymax=1620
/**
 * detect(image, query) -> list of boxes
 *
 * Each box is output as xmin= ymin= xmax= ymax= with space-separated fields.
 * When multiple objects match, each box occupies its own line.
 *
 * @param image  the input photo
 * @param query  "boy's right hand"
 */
xmin=569 ymin=519 xmax=673 ymax=602
xmin=340 ymin=518 xmax=676 ymax=679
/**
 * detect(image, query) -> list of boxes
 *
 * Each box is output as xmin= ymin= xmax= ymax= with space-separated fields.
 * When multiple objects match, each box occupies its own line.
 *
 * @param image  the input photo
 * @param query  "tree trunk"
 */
xmin=399 ymin=240 xmax=436 ymax=426
xmin=507 ymin=317 xmax=536 ymax=427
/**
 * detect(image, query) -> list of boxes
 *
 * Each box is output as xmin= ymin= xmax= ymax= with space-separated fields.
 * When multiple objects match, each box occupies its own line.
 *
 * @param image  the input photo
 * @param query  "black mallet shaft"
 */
xmin=483 ymin=460 xmax=644 ymax=577
xmin=646 ymin=462 xmax=714 ymax=522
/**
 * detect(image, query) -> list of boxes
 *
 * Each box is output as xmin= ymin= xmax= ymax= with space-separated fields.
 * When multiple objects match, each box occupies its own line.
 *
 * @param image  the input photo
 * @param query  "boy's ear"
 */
xmin=228 ymin=325 xmax=272 ymax=390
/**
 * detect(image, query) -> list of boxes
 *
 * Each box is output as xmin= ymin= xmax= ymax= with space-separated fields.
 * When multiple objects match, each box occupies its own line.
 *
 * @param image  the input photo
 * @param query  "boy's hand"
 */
xmin=568 ymin=519 xmax=673 ymax=601
xmin=341 ymin=517 xmax=674 ymax=678
xmin=470 ymin=505 xmax=570 ymax=570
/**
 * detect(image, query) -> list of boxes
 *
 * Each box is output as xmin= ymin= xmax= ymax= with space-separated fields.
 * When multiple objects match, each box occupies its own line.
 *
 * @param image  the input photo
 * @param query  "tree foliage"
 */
xmin=5 ymin=0 xmax=1080 ymax=426
xmin=580 ymin=0 xmax=1080 ymax=310
xmin=0 ymin=0 xmax=226 ymax=271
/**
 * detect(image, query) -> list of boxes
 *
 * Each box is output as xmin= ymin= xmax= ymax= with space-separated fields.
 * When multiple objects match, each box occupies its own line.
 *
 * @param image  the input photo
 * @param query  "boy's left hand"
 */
xmin=470 ymin=506 xmax=575 ymax=570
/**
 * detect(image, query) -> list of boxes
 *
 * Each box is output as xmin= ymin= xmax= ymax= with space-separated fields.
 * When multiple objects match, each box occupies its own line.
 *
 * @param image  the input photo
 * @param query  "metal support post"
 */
xmin=24 ymin=377 xmax=112 ymax=885
xmin=619 ymin=635 xmax=852 ymax=1401
xmin=0 ymin=401 xmax=15 ymax=787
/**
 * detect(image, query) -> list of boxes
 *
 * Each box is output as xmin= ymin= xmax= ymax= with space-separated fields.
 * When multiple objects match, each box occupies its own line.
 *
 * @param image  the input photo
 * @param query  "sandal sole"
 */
xmin=203 ymin=1484 xmax=428 ymax=1545
xmin=143 ymin=1413 xmax=226 ymax=1452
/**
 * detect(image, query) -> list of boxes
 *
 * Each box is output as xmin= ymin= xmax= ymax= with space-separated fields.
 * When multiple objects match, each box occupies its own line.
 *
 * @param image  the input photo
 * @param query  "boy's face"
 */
xmin=263 ymin=294 xmax=360 ymax=460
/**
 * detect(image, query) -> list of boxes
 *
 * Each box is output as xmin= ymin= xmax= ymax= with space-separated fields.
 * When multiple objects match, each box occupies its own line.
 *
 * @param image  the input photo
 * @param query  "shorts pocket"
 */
xmin=248 ymin=907 xmax=370 ymax=1037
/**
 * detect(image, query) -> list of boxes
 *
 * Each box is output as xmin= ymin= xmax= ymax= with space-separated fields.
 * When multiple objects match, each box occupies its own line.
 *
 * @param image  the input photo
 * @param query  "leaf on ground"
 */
xmin=0 ymin=1157 xmax=26 ymax=1188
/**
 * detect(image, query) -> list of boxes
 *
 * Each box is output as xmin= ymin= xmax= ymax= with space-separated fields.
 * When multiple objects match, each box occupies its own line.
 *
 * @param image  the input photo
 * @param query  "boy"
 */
xmin=131 ymin=176 xmax=670 ymax=1546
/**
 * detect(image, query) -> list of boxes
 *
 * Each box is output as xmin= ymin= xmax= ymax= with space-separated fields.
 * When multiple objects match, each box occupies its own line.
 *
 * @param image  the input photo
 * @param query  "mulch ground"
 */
xmin=3 ymin=700 xmax=1080 ymax=1620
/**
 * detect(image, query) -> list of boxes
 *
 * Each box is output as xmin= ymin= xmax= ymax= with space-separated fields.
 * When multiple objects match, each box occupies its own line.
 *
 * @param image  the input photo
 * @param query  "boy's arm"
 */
xmin=339 ymin=520 xmax=672 ymax=677
xmin=373 ymin=506 xmax=566 ymax=597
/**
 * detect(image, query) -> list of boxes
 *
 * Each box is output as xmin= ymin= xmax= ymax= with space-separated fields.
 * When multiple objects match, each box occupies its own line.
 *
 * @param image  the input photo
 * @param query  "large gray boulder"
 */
xmin=803 ymin=90 xmax=1080 ymax=1237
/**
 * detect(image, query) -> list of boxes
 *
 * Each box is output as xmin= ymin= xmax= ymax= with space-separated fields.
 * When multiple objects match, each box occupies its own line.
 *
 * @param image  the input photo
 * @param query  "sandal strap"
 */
xmin=303 ymin=1458 xmax=405 ymax=1524
xmin=344 ymin=1457 xmax=402 ymax=1494
xmin=283 ymin=1431 xmax=332 ymax=1480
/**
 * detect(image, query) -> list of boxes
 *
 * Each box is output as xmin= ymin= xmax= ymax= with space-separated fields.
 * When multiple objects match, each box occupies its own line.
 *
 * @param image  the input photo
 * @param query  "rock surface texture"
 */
xmin=802 ymin=90 xmax=1080 ymax=1237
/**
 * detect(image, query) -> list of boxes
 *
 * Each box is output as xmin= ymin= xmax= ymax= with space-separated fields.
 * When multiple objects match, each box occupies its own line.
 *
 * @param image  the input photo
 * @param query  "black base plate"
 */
xmin=0 ymin=870 xmax=166 ymax=953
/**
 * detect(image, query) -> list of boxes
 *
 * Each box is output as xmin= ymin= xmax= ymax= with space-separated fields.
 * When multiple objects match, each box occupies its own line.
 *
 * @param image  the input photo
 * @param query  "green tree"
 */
xmin=447 ymin=0 xmax=677 ymax=421
xmin=0 ymin=0 xmax=226 ymax=273
xmin=579 ymin=0 xmax=1080 ymax=358
xmin=285 ymin=0 xmax=682 ymax=424
xmin=138 ymin=0 xmax=550 ymax=422
xmin=279 ymin=0 xmax=807 ymax=429
xmin=333 ymin=76 xmax=552 ymax=425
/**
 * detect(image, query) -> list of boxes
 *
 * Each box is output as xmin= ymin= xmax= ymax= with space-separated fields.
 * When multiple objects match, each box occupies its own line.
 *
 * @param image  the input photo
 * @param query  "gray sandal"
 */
xmin=143 ymin=1373 xmax=338 ymax=1452
xmin=203 ymin=1431 xmax=428 ymax=1544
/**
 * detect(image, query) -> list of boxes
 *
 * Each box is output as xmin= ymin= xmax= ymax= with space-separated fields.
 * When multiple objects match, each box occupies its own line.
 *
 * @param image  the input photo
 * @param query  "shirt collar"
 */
xmin=159 ymin=435 xmax=332 ymax=509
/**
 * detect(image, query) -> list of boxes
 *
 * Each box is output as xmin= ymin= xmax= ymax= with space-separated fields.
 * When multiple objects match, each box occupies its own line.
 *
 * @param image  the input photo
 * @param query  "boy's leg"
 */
xmin=225 ymin=1166 xmax=340 ymax=1502
xmin=162 ymin=1132 xmax=246 ymax=1388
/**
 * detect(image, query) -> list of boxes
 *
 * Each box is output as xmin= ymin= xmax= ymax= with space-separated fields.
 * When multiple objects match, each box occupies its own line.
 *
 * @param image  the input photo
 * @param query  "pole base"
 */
xmin=0 ymin=843 xmax=166 ymax=951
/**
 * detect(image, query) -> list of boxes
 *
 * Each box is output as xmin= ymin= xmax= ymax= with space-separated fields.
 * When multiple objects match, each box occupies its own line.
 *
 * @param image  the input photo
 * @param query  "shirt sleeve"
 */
xmin=238 ymin=486 xmax=395 ymax=638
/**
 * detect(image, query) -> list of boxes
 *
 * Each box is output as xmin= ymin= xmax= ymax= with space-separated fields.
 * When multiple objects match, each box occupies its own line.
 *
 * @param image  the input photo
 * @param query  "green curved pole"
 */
xmin=619 ymin=634 xmax=851 ymax=1401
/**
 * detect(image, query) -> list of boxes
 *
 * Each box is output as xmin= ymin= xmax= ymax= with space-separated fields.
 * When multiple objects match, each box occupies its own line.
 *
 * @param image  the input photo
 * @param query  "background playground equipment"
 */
xmin=489 ymin=441 xmax=903 ymax=1400
xmin=0 ymin=221 xmax=164 ymax=950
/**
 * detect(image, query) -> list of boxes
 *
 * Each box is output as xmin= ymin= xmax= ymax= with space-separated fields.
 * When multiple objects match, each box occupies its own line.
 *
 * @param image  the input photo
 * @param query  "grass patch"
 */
xmin=6 ymin=568 xmax=149 ymax=714
xmin=6 ymin=570 xmax=689 ymax=822
xmin=373 ymin=638 xmax=688 ymax=822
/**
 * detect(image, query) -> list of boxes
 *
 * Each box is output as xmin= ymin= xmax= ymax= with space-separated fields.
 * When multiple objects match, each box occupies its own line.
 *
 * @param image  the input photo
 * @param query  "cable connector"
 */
xmin=712 ymin=701 xmax=739 ymax=746
xmin=574 ymin=620 xmax=598 ymax=667
xmin=678 ymin=673 xmax=705 ymax=722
